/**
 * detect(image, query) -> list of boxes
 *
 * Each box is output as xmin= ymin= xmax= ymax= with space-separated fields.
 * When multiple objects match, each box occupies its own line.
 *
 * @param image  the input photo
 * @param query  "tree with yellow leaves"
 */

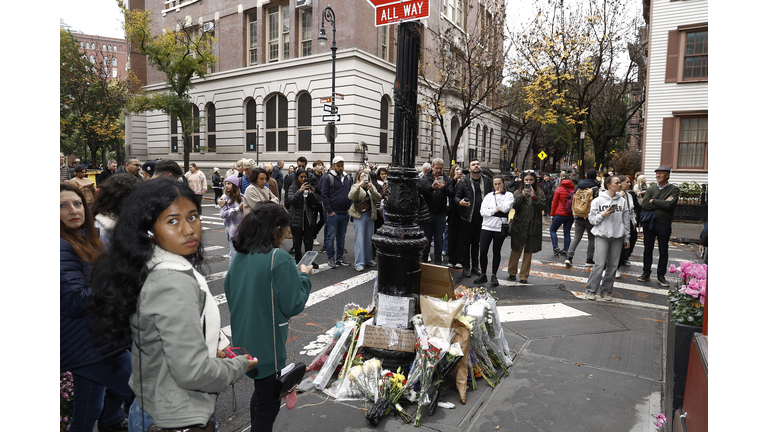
xmin=117 ymin=0 xmax=216 ymax=173
xmin=510 ymin=0 xmax=643 ymax=176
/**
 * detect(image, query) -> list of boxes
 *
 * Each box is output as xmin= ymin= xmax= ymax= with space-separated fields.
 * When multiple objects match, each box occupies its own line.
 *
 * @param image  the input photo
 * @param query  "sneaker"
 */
xmin=553 ymin=247 xmax=562 ymax=256
xmin=366 ymin=261 xmax=376 ymax=267
xmin=637 ymin=273 xmax=650 ymax=282
xmin=462 ymin=269 xmax=471 ymax=279
xmin=442 ymin=251 xmax=448 ymax=257
xmin=337 ymin=257 xmax=351 ymax=267
xmin=446 ymin=263 xmax=455 ymax=268
xmin=586 ymin=292 xmax=596 ymax=300
xmin=474 ymin=274 xmax=488 ymax=284
xmin=313 ymin=240 xmax=320 ymax=246
xmin=355 ymin=266 xmax=364 ymax=272
xmin=601 ymin=293 xmax=614 ymax=302
xmin=615 ymin=269 xmax=620 ymax=279
xmin=490 ymin=275 xmax=499 ymax=286
xmin=508 ymin=274 xmax=516 ymax=281
xmin=622 ymin=259 xmax=632 ymax=266
xmin=564 ymin=258 xmax=573 ymax=268
xmin=519 ymin=279 xmax=528 ymax=284
xmin=327 ymin=260 xmax=337 ymax=269
xmin=312 ymin=262 xmax=319 ymax=269
xmin=585 ymin=260 xmax=595 ymax=268
xmin=657 ymin=276 xmax=670 ymax=287
xmin=471 ymin=267 xmax=481 ymax=275
xmin=289 ymin=247 xmax=295 ymax=254
xmin=320 ymin=246 xmax=326 ymax=253
xmin=454 ymin=263 xmax=463 ymax=269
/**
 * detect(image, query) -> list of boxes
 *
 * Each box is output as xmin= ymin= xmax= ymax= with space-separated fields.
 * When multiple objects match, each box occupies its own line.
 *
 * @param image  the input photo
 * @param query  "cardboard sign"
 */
xmin=420 ymin=263 xmax=455 ymax=300
xmin=361 ymin=325 xmax=416 ymax=353
xmin=376 ymin=294 xmax=412 ymax=328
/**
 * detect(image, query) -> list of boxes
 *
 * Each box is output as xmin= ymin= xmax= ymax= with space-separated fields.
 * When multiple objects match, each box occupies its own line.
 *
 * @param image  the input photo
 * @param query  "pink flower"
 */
xmin=685 ymin=285 xmax=700 ymax=297
xmin=700 ymin=295 xmax=705 ymax=305
xmin=669 ymin=264 xmax=678 ymax=274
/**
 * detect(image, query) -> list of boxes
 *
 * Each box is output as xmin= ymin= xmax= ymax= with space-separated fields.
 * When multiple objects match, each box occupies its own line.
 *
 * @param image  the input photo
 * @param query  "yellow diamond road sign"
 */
xmin=538 ymin=151 xmax=547 ymax=161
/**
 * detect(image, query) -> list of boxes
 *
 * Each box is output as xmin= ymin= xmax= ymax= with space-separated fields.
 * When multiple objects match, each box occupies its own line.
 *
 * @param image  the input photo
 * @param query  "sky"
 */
xmin=60 ymin=0 xmax=125 ymax=38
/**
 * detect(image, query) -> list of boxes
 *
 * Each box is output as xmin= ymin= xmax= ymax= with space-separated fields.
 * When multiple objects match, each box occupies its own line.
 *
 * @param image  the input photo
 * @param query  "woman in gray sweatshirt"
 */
xmin=585 ymin=176 xmax=631 ymax=301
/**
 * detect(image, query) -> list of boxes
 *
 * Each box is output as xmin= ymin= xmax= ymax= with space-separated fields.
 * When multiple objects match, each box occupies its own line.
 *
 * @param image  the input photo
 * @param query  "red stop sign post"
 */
xmin=366 ymin=0 xmax=430 ymax=27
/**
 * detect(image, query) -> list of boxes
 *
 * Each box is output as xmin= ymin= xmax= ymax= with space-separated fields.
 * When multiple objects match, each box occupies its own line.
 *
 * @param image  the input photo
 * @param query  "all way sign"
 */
xmin=367 ymin=0 xmax=429 ymax=27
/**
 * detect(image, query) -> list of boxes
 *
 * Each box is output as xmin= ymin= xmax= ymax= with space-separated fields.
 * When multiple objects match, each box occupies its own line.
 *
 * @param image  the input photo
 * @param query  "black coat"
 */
xmin=212 ymin=172 xmax=223 ymax=189
xmin=416 ymin=170 xmax=452 ymax=216
xmin=452 ymin=174 xmax=493 ymax=223
xmin=286 ymin=183 xmax=321 ymax=231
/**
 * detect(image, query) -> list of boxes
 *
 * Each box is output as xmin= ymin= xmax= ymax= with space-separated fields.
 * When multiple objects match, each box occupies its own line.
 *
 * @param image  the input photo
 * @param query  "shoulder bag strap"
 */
xmin=270 ymin=248 xmax=297 ymax=377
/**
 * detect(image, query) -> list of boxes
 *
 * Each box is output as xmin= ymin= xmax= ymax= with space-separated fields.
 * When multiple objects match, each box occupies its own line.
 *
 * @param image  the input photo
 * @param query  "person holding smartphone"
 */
xmin=507 ymin=171 xmax=546 ymax=283
xmin=348 ymin=169 xmax=382 ymax=271
xmin=286 ymin=168 xmax=321 ymax=267
xmin=584 ymin=176 xmax=631 ymax=301
xmin=416 ymin=158 xmax=451 ymax=266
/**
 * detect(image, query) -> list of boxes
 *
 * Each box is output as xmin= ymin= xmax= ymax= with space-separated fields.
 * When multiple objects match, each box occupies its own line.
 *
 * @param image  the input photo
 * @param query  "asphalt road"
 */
xmin=191 ymin=204 xmax=699 ymax=432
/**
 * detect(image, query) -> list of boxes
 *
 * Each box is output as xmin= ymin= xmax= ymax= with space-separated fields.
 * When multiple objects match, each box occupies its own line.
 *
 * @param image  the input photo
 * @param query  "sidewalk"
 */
xmin=255 ymin=299 xmax=665 ymax=432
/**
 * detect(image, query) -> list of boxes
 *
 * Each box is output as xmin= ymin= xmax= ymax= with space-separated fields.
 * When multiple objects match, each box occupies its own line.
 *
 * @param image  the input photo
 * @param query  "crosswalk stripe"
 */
xmin=569 ymin=290 xmax=667 ymax=310
xmin=201 ymin=220 xmax=224 ymax=226
xmin=207 ymin=262 xmax=355 ymax=308
xmin=526 ymin=259 xmax=659 ymax=275
xmin=203 ymin=245 xmax=224 ymax=252
xmin=506 ymin=269 xmax=669 ymax=295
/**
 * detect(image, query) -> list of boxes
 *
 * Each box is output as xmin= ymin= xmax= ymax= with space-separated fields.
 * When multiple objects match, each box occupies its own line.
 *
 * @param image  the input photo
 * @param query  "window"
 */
xmin=665 ymin=26 xmax=708 ymax=83
xmin=444 ymin=0 xmax=464 ymax=29
xmin=474 ymin=125 xmax=480 ymax=158
xmin=108 ymin=45 xmax=112 ymax=52
xmin=379 ymin=96 xmax=389 ymax=153
xmin=489 ymin=129 xmax=493 ymax=162
xmin=265 ymin=94 xmax=288 ymax=152
xmin=381 ymin=26 xmax=389 ymax=61
xmin=102 ymin=44 xmax=107 ymax=51
xmin=297 ymin=93 xmax=312 ymax=151
xmin=267 ymin=5 xmax=290 ymax=62
xmin=660 ymin=114 xmax=708 ymax=171
xmin=80 ymin=41 xmax=84 ymax=48
xmin=192 ymin=104 xmax=201 ymax=152
xmin=170 ymin=114 xmax=179 ymax=152
xmin=112 ymin=57 xmax=117 ymax=66
xmin=248 ymin=12 xmax=258 ymax=65
xmin=482 ymin=125 xmax=488 ymax=162
xmin=300 ymin=9 xmax=312 ymax=57
xmin=112 ymin=68 xmax=118 ymax=78
xmin=206 ymin=104 xmax=217 ymax=151
xmin=89 ymin=54 xmax=95 ymax=63
xmin=246 ymin=99 xmax=258 ymax=152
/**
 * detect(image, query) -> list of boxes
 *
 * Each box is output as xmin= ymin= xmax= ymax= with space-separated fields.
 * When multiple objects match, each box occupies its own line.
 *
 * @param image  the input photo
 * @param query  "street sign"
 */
xmin=322 ymin=114 xmax=341 ymax=123
xmin=323 ymin=104 xmax=337 ymax=114
xmin=373 ymin=0 xmax=429 ymax=26
xmin=320 ymin=97 xmax=331 ymax=103
xmin=537 ymin=151 xmax=547 ymax=161
xmin=325 ymin=123 xmax=337 ymax=141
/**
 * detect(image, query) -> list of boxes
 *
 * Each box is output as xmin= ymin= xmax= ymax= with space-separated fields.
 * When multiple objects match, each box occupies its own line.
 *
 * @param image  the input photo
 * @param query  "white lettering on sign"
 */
xmin=381 ymin=6 xmax=398 ymax=21
xmin=403 ymin=2 xmax=423 ymax=15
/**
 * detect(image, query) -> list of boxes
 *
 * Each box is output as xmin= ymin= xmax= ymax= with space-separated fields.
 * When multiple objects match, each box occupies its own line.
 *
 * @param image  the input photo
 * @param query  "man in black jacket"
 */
xmin=453 ymin=159 xmax=493 ymax=278
xmin=564 ymin=169 xmax=601 ymax=268
xmin=540 ymin=173 xmax=556 ymax=218
xmin=416 ymin=158 xmax=452 ymax=266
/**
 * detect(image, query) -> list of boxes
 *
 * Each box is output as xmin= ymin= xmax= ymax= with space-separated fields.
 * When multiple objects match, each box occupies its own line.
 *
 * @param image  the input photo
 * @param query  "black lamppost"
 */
xmin=318 ymin=6 xmax=337 ymax=161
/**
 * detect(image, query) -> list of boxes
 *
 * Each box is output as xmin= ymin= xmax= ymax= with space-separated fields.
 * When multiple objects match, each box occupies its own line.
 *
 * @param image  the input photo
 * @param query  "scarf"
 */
xmin=146 ymin=246 xmax=220 ymax=358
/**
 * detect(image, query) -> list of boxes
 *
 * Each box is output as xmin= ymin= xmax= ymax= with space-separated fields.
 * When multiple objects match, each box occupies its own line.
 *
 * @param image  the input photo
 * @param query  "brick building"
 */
xmin=61 ymin=19 xmax=128 ymax=81
xmin=125 ymin=0 xmax=512 ymax=171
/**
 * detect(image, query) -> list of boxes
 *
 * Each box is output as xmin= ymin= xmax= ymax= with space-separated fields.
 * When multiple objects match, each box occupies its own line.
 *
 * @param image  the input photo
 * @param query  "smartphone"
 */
xmin=363 ymin=173 xmax=369 ymax=182
xmin=297 ymin=251 xmax=319 ymax=270
xmin=225 ymin=347 xmax=254 ymax=360
xmin=609 ymin=204 xmax=617 ymax=211
xmin=524 ymin=184 xmax=531 ymax=190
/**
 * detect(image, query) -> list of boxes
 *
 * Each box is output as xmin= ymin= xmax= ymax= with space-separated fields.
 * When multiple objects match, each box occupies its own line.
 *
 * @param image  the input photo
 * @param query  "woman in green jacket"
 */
xmin=225 ymin=201 xmax=313 ymax=431
xmin=507 ymin=171 xmax=546 ymax=283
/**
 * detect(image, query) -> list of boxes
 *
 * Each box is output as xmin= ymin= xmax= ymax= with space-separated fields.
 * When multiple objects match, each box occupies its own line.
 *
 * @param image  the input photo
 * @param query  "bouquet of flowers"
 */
xmin=60 ymin=371 xmax=74 ymax=431
xmin=458 ymin=314 xmax=499 ymax=390
xmin=307 ymin=322 xmax=346 ymax=372
xmin=668 ymin=262 xmax=707 ymax=327
xmin=366 ymin=368 xmax=413 ymax=425
xmin=409 ymin=314 xmax=450 ymax=427
xmin=338 ymin=303 xmax=374 ymax=380
xmin=348 ymin=358 xmax=382 ymax=403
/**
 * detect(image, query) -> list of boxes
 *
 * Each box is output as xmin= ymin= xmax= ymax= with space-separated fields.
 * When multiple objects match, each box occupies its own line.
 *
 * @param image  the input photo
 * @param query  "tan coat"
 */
xmin=242 ymin=184 xmax=279 ymax=216
xmin=347 ymin=183 xmax=382 ymax=220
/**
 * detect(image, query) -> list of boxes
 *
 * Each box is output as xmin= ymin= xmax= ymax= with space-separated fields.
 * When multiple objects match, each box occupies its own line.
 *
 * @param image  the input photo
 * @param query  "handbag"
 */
xmin=269 ymin=249 xmax=307 ymax=406
xmin=494 ymin=194 xmax=510 ymax=238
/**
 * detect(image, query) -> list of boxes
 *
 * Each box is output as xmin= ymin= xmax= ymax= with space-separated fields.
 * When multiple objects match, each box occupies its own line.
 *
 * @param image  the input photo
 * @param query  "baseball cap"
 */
xmin=332 ymin=156 xmax=345 ymax=165
xmin=142 ymin=160 xmax=157 ymax=175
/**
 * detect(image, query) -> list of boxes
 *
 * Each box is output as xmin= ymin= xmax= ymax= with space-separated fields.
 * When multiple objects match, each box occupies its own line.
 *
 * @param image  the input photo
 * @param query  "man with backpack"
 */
xmin=565 ymin=169 xmax=601 ymax=268
xmin=320 ymin=156 xmax=353 ymax=268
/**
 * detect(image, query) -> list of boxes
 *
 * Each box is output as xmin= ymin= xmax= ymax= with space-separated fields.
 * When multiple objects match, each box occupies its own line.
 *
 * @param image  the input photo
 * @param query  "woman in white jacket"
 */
xmin=585 ymin=176 xmax=631 ymax=301
xmin=475 ymin=175 xmax=514 ymax=286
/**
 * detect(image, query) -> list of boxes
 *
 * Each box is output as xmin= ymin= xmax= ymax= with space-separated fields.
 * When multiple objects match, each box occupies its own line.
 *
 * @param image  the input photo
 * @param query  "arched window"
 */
xmin=297 ymin=93 xmax=312 ymax=151
xmin=170 ymin=114 xmax=179 ymax=152
xmin=379 ymin=96 xmax=389 ymax=153
xmin=80 ymin=41 xmax=84 ymax=48
xmin=482 ymin=125 xmax=488 ymax=161
xmin=89 ymin=54 xmax=95 ymax=63
xmin=102 ymin=44 xmax=107 ymax=51
xmin=192 ymin=104 xmax=201 ymax=152
xmin=489 ymin=129 xmax=493 ymax=162
xmin=265 ymin=94 xmax=288 ymax=152
xmin=112 ymin=57 xmax=117 ymax=66
xmin=114 ymin=45 xmax=118 ymax=52
xmin=108 ymin=45 xmax=112 ymax=52
xmin=206 ymin=104 xmax=216 ymax=151
xmin=246 ymin=99 xmax=258 ymax=152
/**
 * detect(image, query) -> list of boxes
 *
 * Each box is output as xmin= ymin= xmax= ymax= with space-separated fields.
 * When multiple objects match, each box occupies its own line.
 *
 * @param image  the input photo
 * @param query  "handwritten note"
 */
xmin=376 ymin=294 xmax=412 ymax=329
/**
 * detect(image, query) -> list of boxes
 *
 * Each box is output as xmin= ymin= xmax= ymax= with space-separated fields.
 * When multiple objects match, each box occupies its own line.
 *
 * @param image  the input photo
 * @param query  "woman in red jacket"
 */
xmin=550 ymin=174 xmax=575 ymax=256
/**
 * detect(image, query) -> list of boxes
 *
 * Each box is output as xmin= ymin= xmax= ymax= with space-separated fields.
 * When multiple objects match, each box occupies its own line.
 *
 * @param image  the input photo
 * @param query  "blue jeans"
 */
xmin=353 ymin=211 xmax=374 ymax=268
xmin=442 ymin=222 xmax=449 ymax=255
xmin=227 ymin=234 xmax=237 ymax=266
xmin=325 ymin=212 xmax=348 ymax=262
xmin=70 ymin=349 xmax=133 ymax=432
xmin=129 ymin=399 xmax=219 ymax=432
xmin=550 ymin=215 xmax=574 ymax=251
xmin=421 ymin=214 xmax=447 ymax=265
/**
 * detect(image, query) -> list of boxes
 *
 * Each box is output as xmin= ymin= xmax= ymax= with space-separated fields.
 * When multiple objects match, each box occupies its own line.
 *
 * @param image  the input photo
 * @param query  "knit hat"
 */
xmin=142 ymin=160 xmax=157 ymax=175
xmin=224 ymin=174 xmax=240 ymax=187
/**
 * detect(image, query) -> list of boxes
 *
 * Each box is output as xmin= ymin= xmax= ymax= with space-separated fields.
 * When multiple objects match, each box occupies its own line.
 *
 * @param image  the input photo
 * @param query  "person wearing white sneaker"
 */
xmin=583 ymin=176 xmax=631 ymax=301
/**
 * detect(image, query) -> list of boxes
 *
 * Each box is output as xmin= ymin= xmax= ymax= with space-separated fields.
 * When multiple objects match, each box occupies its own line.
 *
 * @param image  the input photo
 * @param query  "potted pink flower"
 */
xmin=668 ymin=261 xmax=707 ymax=327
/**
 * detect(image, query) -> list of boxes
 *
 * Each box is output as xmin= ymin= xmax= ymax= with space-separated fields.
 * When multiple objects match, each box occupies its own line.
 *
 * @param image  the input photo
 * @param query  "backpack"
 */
xmin=572 ymin=187 xmax=595 ymax=218
xmin=563 ymin=190 xmax=575 ymax=216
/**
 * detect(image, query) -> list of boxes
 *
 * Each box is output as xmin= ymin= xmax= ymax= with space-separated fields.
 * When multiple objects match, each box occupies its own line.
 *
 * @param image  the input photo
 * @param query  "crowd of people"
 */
xmin=61 ymin=149 xmax=696 ymax=431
